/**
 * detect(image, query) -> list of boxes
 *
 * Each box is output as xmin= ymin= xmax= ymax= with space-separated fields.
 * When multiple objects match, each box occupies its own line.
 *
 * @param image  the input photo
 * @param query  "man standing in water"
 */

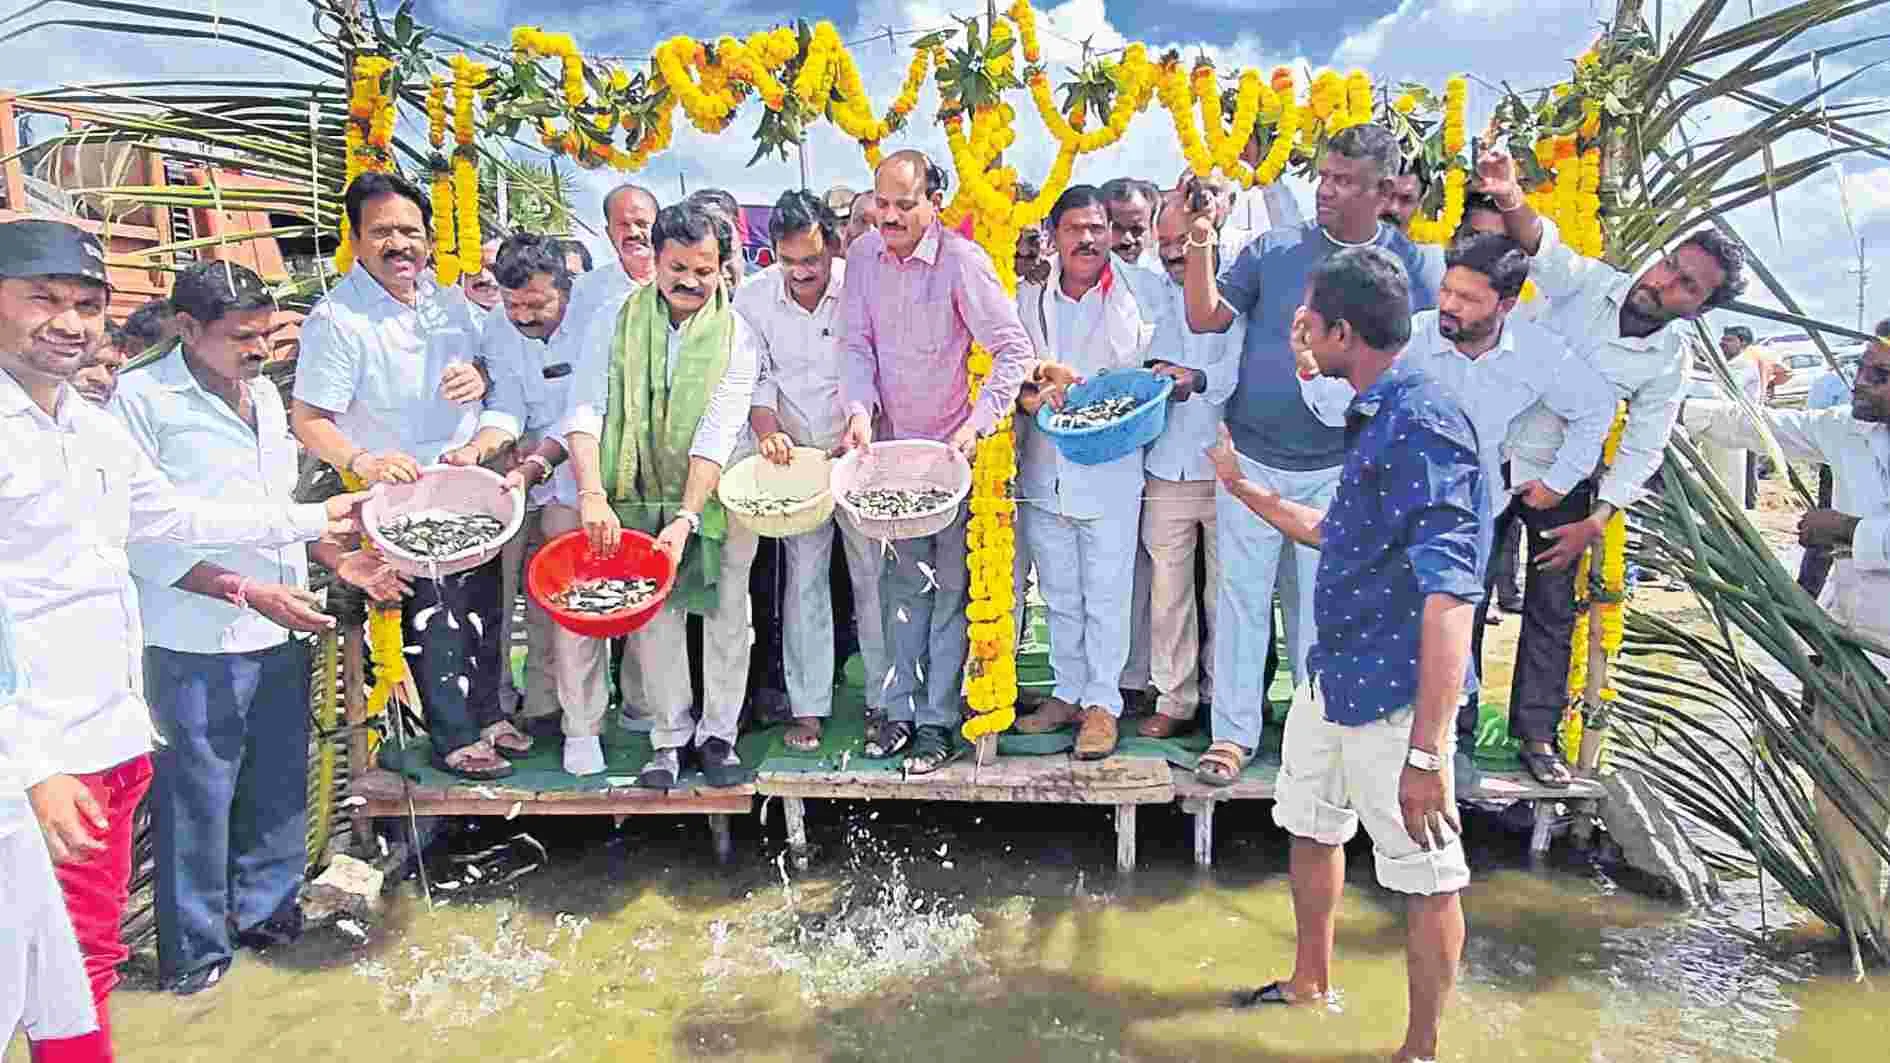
xmin=1210 ymin=247 xmax=1482 ymax=1063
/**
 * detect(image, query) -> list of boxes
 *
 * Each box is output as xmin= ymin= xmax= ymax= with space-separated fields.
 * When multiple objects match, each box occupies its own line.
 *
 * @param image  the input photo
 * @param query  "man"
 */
xmin=76 ymin=297 xmax=173 ymax=405
xmin=844 ymin=190 xmax=881 ymax=251
xmin=1384 ymin=166 xmax=1450 ymax=294
xmin=688 ymin=188 xmax=747 ymax=291
xmin=1682 ymin=326 xmax=1890 ymax=946
xmin=1477 ymin=143 xmax=1748 ymax=784
xmin=1399 ymin=235 xmax=1614 ymax=784
xmin=563 ymin=200 xmax=760 ymax=789
xmin=1013 ymin=183 xmax=1052 ymax=289
xmin=481 ymin=235 xmax=582 ymax=762
xmin=461 ymin=236 xmax=503 ymax=319
xmin=2 ymin=597 xmax=100 ymax=1055
xmin=292 ymin=172 xmax=526 ymax=782
xmin=1801 ymin=354 xmax=1857 ymax=595
xmin=568 ymin=184 xmax=660 ymax=332
xmin=1101 ymin=177 xmax=1160 ymax=268
xmin=1122 ymin=188 xmax=1245 ymax=739
xmin=1182 ymin=123 xmax=1439 ymax=786
xmin=737 ymin=190 xmax=888 ymax=752
xmin=0 ymin=218 xmax=365 ymax=1054
xmin=555 ymin=238 xmax=594 ymax=275
xmin=840 ymin=149 xmax=1063 ymax=774
xmin=1698 ymin=325 xmax=1770 ymax=507
xmin=1010 ymin=186 xmax=1155 ymax=759
xmin=111 ymin=261 xmax=408 ymax=994
xmin=1209 ymin=246 xmax=1482 ymax=1063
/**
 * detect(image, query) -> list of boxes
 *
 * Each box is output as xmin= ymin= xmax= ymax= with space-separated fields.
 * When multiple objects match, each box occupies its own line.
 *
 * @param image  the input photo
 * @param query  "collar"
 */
xmin=884 ymin=221 xmax=943 ymax=267
xmin=774 ymin=259 xmax=846 ymax=311
xmin=0 ymin=367 xmax=77 ymax=427
xmin=1418 ymin=311 xmax=1520 ymax=362
xmin=1048 ymin=254 xmax=1116 ymax=305
xmin=343 ymin=266 xmax=439 ymax=313
xmin=1348 ymin=361 xmax=1418 ymax=420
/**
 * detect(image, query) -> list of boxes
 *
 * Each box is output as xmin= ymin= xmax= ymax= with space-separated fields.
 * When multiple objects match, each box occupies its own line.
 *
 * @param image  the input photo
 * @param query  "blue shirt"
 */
xmin=1307 ymin=363 xmax=1487 ymax=726
xmin=1217 ymin=222 xmax=1436 ymax=472
xmin=1810 ymin=368 xmax=1853 ymax=411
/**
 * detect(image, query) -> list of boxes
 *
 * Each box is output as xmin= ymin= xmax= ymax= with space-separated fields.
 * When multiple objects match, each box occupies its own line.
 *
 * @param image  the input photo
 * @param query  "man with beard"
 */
xmin=840 ymin=149 xmax=1070 ymax=774
xmin=292 ymin=173 xmax=524 ymax=782
xmin=0 ymin=219 xmax=367 ymax=1056
xmin=562 ymin=200 xmax=761 ymax=789
xmin=1182 ymin=123 xmax=1438 ymax=787
xmin=1010 ymin=186 xmax=1156 ymax=759
xmin=461 ymin=237 xmax=503 ymax=320
xmin=1476 ymin=143 xmax=1748 ymax=786
xmin=1683 ymin=324 xmax=1890 ymax=944
xmin=111 ymin=261 xmax=409 ymax=995
xmin=1397 ymin=235 xmax=1613 ymax=784
xmin=737 ymin=191 xmax=888 ymax=751
xmin=1102 ymin=177 xmax=1160 ymax=269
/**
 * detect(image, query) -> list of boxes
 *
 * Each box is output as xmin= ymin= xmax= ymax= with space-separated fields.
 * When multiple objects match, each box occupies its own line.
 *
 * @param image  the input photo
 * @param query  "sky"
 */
xmin=6 ymin=0 xmax=1889 ymax=335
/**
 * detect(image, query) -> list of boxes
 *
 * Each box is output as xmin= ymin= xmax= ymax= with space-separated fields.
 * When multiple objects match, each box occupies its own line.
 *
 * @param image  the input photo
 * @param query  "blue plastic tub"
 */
xmin=1034 ymin=368 xmax=1174 ymax=466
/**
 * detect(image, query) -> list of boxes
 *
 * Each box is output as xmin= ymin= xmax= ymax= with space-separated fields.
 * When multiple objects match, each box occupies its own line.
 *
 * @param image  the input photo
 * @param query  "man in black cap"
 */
xmin=0 ymin=218 xmax=368 ymax=1049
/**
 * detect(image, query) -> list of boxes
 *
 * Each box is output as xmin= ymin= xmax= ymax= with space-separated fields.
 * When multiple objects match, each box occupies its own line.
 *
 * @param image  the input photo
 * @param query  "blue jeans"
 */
xmin=148 ymin=640 xmax=309 ymax=982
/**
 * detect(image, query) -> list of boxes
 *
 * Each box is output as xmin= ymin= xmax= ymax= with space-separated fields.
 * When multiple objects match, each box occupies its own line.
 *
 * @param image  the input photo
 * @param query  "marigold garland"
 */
xmin=335 ymin=54 xmax=394 ymax=273
xmin=425 ymin=75 xmax=459 ymax=286
xmin=449 ymin=56 xmax=485 ymax=277
xmin=1563 ymin=405 xmax=1629 ymax=766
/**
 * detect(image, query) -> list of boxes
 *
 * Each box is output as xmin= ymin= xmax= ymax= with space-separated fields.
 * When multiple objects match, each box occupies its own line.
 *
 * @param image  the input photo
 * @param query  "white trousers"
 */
xmin=1023 ymin=500 xmax=1142 ymax=716
xmin=782 ymin=515 xmax=888 ymax=716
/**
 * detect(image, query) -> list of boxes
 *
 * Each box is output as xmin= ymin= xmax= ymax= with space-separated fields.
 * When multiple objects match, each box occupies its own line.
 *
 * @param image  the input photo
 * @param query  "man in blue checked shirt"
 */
xmin=1208 ymin=247 xmax=1485 ymax=1063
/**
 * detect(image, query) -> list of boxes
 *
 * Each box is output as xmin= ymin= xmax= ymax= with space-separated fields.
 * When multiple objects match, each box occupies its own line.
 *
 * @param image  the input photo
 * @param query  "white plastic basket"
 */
xmin=830 ymin=440 xmax=971 ymax=542
xmin=361 ymin=464 xmax=525 ymax=579
xmin=717 ymin=447 xmax=836 ymax=538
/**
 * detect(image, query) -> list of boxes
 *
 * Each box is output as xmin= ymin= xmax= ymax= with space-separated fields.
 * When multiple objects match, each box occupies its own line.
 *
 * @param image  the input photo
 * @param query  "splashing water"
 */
xmin=351 ymin=901 xmax=585 ymax=1027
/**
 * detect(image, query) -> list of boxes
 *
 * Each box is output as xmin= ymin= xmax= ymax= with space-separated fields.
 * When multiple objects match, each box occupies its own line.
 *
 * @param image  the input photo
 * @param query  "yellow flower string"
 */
xmin=450 ymin=56 xmax=484 ymax=277
xmin=339 ymin=469 xmax=404 ymax=741
xmin=1563 ymin=405 xmax=1629 ymax=766
xmin=335 ymin=55 xmax=394 ymax=273
xmin=425 ymin=75 xmax=459 ymax=286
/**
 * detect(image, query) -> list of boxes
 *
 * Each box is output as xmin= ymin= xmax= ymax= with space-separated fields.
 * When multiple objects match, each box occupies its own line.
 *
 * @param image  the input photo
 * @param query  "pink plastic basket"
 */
xmin=830 ymin=440 xmax=971 ymax=541
xmin=361 ymin=464 xmax=526 ymax=579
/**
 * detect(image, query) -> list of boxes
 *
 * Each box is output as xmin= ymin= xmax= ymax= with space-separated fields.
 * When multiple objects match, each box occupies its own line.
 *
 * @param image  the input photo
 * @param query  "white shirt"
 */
xmin=291 ymin=269 xmax=484 ymax=463
xmin=735 ymin=261 xmax=850 ymax=451
xmin=1121 ymin=263 xmax=1244 ymax=482
xmin=1684 ymin=402 xmax=1890 ymax=656
xmin=480 ymin=312 xmax=582 ymax=508
xmin=1507 ymin=216 xmax=1692 ymax=510
xmin=0 ymin=596 xmax=32 ymax=839
xmin=109 ymin=351 xmax=308 ymax=655
xmin=1016 ymin=257 xmax=1156 ymax=520
xmin=0 ymin=372 xmax=330 ymax=788
xmin=560 ymin=292 xmax=761 ymax=468
xmin=1402 ymin=310 xmax=1616 ymax=516
xmin=564 ymin=263 xmax=640 ymax=340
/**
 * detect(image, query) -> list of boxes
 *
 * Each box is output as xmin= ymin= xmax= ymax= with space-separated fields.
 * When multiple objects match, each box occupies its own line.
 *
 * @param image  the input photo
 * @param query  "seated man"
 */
xmin=562 ymin=200 xmax=760 ymax=789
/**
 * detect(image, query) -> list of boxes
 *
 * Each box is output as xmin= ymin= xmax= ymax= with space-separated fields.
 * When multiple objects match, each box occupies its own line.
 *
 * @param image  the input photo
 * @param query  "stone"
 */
xmin=1597 ymin=768 xmax=1721 ymax=908
xmin=302 ymin=853 xmax=386 ymax=923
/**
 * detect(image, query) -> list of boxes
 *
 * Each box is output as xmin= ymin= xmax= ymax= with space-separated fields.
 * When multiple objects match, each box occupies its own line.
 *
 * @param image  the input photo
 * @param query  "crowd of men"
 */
xmin=11 ymin=113 xmax=1890 ymax=1063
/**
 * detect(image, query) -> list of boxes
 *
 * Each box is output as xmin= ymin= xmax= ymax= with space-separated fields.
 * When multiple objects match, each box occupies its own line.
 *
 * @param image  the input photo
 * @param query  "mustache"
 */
xmin=668 ymin=283 xmax=705 ymax=297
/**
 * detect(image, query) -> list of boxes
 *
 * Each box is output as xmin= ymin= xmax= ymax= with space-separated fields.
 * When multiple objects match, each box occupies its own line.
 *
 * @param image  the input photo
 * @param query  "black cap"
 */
xmin=0 ymin=220 xmax=110 ymax=287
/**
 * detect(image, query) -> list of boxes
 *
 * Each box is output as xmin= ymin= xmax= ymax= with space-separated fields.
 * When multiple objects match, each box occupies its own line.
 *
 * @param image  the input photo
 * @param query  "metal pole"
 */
xmin=797 ymin=139 xmax=810 ymax=192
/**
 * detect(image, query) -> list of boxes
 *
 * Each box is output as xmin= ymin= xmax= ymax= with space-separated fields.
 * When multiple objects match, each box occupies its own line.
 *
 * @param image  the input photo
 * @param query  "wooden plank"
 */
xmin=756 ymin=754 xmax=1174 ymax=805
xmin=353 ymin=769 xmax=753 ymax=816
xmin=1168 ymin=765 xmax=1606 ymax=804
xmin=0 ymin=95 xmax=26 ymax=215
xmin=1185 ymin=798 xmax=1214 ymax=867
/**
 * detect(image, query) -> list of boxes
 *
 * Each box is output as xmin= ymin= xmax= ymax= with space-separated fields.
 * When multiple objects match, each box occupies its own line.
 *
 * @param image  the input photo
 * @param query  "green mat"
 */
xmin=377 ymin=711 xmax=779 ymax=790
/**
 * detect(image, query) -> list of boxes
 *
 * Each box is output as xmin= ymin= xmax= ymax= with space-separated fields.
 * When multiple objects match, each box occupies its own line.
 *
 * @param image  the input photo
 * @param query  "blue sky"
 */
xmin=6 ymin=0 xmax=1889 ymax=332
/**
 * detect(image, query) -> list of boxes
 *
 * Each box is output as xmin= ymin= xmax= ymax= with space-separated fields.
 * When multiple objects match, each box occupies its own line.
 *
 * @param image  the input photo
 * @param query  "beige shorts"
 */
xmin=1271 ymin=683 xmax=1470 ymax=896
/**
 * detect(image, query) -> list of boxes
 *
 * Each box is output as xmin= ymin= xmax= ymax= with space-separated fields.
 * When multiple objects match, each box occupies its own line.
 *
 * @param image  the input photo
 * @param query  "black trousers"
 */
xmin=404 ymin=557 xmax=507 ymax=754
xmin=1461 ymin=472 xmax=1596 ymax=745
xmin=1489 ymin=511 xmax=1524 ymax=607
xmin=1798 ymin=465 xmax=1837 ymax=596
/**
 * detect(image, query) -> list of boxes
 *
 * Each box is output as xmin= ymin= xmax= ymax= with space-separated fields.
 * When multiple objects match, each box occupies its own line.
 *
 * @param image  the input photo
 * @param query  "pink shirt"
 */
xmin=841 ymin=221 xmax=1035 ymax=442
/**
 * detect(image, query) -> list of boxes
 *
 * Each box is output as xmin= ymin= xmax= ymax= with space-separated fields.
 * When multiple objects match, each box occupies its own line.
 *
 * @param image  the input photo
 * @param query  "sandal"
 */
xmin=434 ymin=740 xmax=512 ymax=781
xmin=1193 ymin=740 xmax=1250 ymax=788
xmin=902 ymin=724 xmax=959 ymax=776
xmin=864 ymin=719 xmax=914 ymax=759
xmin=639 ymin=747 xmax=682 ymax=790
xmin=783 ymin=717 xmax=824 ymax=753
xmin=1520 ymin=749 xmax=1573 ymax=789
xmin=1231 ymin=981 xmax=1303 ymax=1008
xmin=482 ymin=720 xmax=534 ymax=759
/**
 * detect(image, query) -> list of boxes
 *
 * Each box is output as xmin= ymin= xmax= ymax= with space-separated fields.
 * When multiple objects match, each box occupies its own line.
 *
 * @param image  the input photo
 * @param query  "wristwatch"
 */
xmin=1406 ymin=747 xmax=1443 ymax=773
xmin=676 ymin=508 xmax=703 ymax=534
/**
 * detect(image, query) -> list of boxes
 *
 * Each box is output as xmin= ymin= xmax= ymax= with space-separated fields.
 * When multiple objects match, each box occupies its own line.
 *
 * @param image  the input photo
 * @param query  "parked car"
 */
xmin=1768 ymin=339 xmax=1863 ymax=408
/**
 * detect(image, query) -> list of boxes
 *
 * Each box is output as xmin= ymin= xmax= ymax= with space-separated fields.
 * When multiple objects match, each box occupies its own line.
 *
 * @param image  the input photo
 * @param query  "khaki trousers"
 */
xmin=498 ymin=506 xmax=559 ymax=720
xmin=1141 ymin=476 xmax=1219 ymax=720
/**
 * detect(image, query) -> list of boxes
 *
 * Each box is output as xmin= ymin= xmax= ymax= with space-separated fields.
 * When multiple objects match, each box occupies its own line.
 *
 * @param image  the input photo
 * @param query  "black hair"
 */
xmin=1874 ymin=316 xmax=1889 ymax=338
xmin=1722 ymin=325 xmax=1755 ymax=343
xmin=688 ymin=188 xmax=741 ymax=222
xmin=651 ymin=201 xmax=733 ymax=263
xmin=493 ymin=232 xmax=573 ymax=293
xmin=602 ymin=183 xmax=658 ymax=217
xmin=119 ymin=297 xmax=172 ymax=347
xmin=1676 ymin=228 xmax=1750 ymax=310
xmin=1326 ymin=124 xmax=1400 ymax=182
xmin=1099 ymin=177 xmax=1157 ymax=210
xmin=768 ymin=189 xmax=841 ymax=248
xmin=554 ymin=238 xmax=593 ymax=273
xmin=170 ymin=262 xmax=274 ymax=325
xmin=1444 ymin=232 xmax=1530 ymax=301
xmin=1047 ymin=185 xmax=1106 ymax=233
xmin=1305 ymin=246 xmax=1412 ymax=351
xmin=343 ymin=171 xmax=430 ymax=232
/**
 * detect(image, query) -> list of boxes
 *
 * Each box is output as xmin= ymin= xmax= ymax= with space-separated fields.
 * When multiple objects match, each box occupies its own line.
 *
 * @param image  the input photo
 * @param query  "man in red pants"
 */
xmin=0 ymin=219 xmax=366 ymax=1058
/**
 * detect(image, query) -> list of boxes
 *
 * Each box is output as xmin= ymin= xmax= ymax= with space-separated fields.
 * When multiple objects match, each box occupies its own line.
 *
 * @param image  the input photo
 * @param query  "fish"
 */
xmin=725 ymin=491 xmax=813 ymax=517
xmin=1048 ymin=394 xmax=1140 ymax=430
xmin=377 ymin=509 xmax=507 ymax=558
xmin=844 ymin=486 xmax=954 ymax=520
xmin=549 ymin=576 xmax=661 ymax=615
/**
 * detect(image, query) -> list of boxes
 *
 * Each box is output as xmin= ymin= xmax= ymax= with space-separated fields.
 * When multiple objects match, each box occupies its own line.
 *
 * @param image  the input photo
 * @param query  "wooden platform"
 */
xmin=755 ymin=755 xmax=1175 ymax=872
xmin=1171 ymin=765 xmax=1607 ymax=867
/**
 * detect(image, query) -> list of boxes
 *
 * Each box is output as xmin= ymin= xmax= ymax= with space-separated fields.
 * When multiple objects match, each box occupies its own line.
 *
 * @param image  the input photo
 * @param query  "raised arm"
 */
xmin=955 ymin=247 xmax=1036 ymax=435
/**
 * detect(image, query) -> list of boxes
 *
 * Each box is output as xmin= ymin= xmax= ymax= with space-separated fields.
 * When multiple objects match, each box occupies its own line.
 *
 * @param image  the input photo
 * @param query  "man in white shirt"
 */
xmin=565 ymin=184 xmax=660 ymax=335
xmin=292 ymin=172 xmax=528 ymax=782
xmin=481 ymin=235 xmax=586 ymax=766
xmin=461 ymin=237 xmax=502 ymax=321
xmin=1476 ymin=145 xmax=1749 ymax=784
xmin=1684 ymin=329 xmax=1890 ymax=945
xmin=1803 ymin=356 xmax=1858 ymax=594
xmin=0 ymin=218 xmax=365 ymax=1053
xmin=1398 ymin=235 xmax=1615 ymax=782
xmin=1011 ymin=186 xmax=1156 ymax=759
xmin=737 ymin=191 xmax=887 ymax=752
xmin=1123 ymin=189 xmax=1244 ymax=739
xmin=563 ymin=201 xmax=760 ymax=789
xmin=111 ymin=261 xmax=408 ymax=995
xmin=1102 ymin=177 xmax=1161 ymax=269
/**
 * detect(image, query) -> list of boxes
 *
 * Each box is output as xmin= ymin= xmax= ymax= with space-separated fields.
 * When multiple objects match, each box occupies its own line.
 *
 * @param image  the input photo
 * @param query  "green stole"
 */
xmin=600 ymin=282 xmax=732 ymax=615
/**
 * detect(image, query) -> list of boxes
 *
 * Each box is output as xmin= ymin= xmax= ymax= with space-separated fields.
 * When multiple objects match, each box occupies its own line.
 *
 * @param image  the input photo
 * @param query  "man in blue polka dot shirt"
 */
xmin=1207 ymin=246 xmax=1487 ymax=1063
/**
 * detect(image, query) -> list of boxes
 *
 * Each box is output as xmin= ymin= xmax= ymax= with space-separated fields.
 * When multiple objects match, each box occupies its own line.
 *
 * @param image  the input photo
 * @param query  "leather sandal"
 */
xmin=1193 ymin=740 xmax=1250 ymax=787
xmin=1013 ymin=697 xmax=1081 ymax=734
xmin=1137 ymin=712 xmax=1193 ymax=739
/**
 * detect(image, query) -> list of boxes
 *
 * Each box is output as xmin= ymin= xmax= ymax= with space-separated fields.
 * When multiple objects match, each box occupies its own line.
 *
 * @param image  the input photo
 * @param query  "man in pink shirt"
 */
xmin=839 ymin=149 xmax=1053 ymax=773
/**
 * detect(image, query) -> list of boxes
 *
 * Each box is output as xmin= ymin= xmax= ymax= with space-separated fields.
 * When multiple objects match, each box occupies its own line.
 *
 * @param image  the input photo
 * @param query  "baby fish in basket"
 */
xmin=550 ymin=577 xmax=661 ymax=615
xmin=844 ymin=486 xmax=955 ymax=520
xmin=725 ymin=491 xmax=813 ymax=517
xmin=376 ymin=511 xmax=507 ymax=557
xmin=1047 ymin=394 xmax=1140 ymax=431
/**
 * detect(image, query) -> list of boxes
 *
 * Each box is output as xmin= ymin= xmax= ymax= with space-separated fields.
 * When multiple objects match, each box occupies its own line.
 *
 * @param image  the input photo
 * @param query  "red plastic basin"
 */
xmin=527 ymin=529 xmax=676 ymax=638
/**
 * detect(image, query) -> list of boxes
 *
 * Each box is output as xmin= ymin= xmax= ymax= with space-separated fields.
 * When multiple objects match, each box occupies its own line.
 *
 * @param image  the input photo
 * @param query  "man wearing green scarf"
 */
xmin=561 ymin=202 xmax=762 ymax=788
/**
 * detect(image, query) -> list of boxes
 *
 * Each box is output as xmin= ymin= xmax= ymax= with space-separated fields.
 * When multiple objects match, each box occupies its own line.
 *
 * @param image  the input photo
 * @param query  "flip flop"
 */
xmin=1520 ymin=750 xmax=1573 ymax=789
xmin=483 ymin=721 xmax=534 ymax=759
xmin=432 ymin=741 xmax=512 ymax=782
xmin=1231 ymin=981 xmax=1296 ymax=1008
